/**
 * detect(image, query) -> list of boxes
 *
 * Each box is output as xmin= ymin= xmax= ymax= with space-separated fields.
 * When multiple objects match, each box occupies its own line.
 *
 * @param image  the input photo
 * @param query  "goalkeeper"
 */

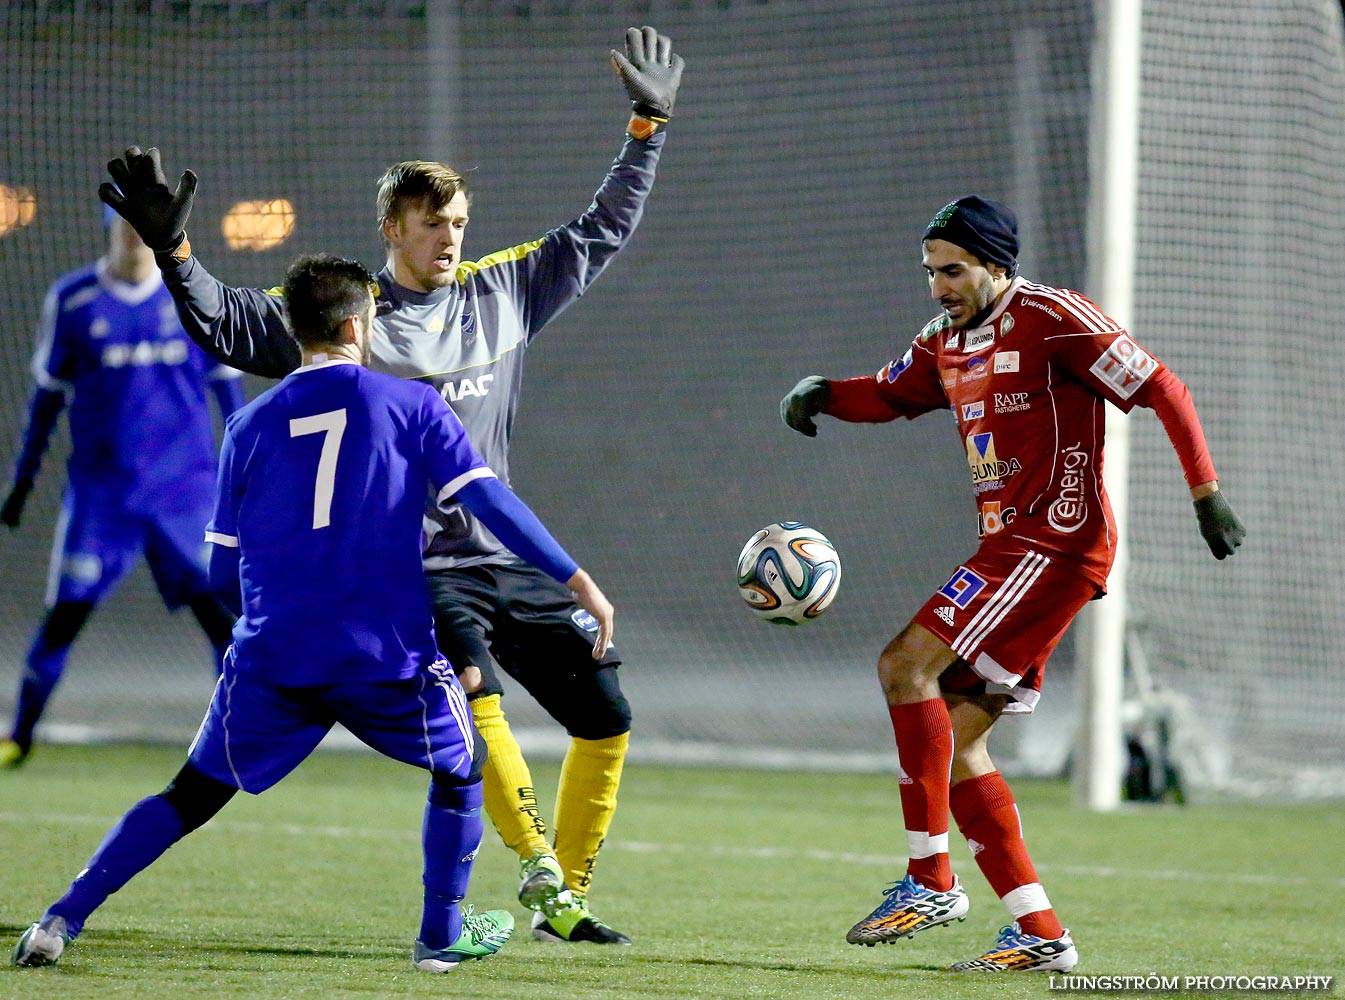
xmin=781 ymin=195 xmax=1244 ymax=973
xmin=98 ymin=26 xmax=682 ymax=946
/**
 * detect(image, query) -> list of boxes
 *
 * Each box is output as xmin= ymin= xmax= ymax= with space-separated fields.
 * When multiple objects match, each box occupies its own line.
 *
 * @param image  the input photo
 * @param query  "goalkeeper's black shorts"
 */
xmin=427 ymin=561 xmax=630 ymax=739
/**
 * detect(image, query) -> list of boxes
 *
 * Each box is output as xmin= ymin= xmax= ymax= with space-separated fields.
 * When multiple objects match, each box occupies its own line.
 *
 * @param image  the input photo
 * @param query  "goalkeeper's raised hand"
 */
xmin=611 ymin=26 xmax=684 ymax=126
xmin=1193 ymin=489 xmax=1245 ymax=559
xmin=780 ymin=376 xmax=830 ymax=438
xmin=99 ymin=146 xmax=197 ymax=258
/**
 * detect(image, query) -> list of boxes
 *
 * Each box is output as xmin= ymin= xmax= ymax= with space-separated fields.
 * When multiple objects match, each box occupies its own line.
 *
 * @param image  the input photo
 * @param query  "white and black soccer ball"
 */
xmin=735 ymin=521 xmax=841 ymax=626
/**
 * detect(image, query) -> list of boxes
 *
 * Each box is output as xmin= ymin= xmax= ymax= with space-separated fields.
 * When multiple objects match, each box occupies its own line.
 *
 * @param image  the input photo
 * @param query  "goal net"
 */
xmin=1119 ymin=0 xmax=1345 ymax=799
xmin=0 ymin=0 xmax=1338 ymax=799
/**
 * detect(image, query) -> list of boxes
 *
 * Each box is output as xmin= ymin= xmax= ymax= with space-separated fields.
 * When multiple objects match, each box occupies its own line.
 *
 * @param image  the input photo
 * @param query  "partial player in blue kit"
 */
xmin=1 ymin=209 xmax=243 ymax=769
xmin=11 ymin=254 xmax=615 ymax=973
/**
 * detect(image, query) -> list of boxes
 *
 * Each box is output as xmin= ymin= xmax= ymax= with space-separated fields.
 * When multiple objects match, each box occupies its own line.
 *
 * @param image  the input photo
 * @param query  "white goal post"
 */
xmin=1077 ymin=0 xmax=1142 ymax=812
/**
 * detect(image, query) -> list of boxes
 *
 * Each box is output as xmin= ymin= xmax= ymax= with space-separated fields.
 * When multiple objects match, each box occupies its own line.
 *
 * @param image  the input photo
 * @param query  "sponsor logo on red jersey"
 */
xmin=1089 ymin=333 xmax=1156 ymax=400
xmin=938 ymin=566 xmax=988 ymax=609
xmin=879 ymin=347 xmax=914 ymax=384
xmin=960 ymin=355 xmax=990 ymax=383
xmin=1047 ymin=443 xmax=1090 ymax=533
xmin=964 ymin=327 xmax=995 ymax=353
xmin=1024 ymin=298 xmax=1064 ymax=321
xmin=967 ymin=432 xmax=1022 ymax=493
xmin=978 ymin=500 xmax=1016 ymax=537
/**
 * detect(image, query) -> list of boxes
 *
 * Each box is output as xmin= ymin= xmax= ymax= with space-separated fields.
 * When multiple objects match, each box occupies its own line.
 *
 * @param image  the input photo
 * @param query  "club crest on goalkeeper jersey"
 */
xmin=32 ymin=259 xmax=241 ymax=509
xmin=871 ymin=277 xmax=1170 ymax=588
xmin=206 ymin=360 xmax=494 ymax=685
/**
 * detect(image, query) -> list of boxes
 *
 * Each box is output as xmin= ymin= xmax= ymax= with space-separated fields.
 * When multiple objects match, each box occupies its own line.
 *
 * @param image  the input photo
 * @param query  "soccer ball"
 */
xmin=735 ymin=521 xmax=841 ymax=625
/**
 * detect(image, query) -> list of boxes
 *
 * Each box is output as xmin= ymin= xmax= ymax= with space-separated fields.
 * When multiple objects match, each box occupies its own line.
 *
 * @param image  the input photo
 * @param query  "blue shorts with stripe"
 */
xmin=187 ymin=650 xmax=480 ymax=794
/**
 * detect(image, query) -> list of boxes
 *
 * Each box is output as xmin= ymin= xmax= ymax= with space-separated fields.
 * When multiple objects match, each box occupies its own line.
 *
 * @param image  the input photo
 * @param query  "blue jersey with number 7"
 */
xmin=206 ymin=358 xmax=494 ymax=685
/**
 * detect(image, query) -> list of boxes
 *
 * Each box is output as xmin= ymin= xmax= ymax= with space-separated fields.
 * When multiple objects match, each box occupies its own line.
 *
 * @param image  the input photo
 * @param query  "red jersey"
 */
xmin=824 ymin=277 xmax=1215 ymax=589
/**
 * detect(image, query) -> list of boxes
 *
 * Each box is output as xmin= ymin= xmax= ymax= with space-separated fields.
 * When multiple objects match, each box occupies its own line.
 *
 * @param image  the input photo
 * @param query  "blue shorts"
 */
xmin=187 ymin=651 xmax=478 ymax=794
xmin=46 ymin=487 xmax=212 ymax=608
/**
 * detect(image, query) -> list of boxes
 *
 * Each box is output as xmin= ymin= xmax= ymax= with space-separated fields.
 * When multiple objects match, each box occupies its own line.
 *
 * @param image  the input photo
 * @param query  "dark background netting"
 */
xmin=2 ymin=0 xmax=1339 ymax=796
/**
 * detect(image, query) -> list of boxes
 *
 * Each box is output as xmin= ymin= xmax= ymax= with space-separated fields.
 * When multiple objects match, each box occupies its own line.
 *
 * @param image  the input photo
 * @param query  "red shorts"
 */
xmin=913 ymin=540 xmax=1100 ymax=714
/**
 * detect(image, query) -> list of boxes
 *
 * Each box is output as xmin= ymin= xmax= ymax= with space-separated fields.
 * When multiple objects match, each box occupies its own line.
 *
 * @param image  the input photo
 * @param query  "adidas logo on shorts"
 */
xmin=934 ymin=606 xmax=956 ymax=626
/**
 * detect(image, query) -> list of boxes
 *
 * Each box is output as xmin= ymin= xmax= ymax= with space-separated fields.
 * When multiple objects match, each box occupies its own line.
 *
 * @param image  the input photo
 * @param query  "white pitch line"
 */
xmin=3 ymin=811 xmax=1341 ymax=889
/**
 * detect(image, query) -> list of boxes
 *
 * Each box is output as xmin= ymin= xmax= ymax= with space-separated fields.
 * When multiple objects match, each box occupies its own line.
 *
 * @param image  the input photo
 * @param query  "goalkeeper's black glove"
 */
xmin=1193 ymin=490 xmax=1245 ymax=560
xmin=1 ymin=478 xmax=33 ymax=529
xmin=99 ymin=146 xmax=198 ymax=261
xmin=611 ymin=26 xmax=684 ymax=138
xmin=780 ymin=376 xmax=830 ymax=438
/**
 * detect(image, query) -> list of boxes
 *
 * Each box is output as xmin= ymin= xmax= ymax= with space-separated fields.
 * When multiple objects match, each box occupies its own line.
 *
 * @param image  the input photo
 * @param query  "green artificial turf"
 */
xmin=2 ymin=744 xmax=1341 ymax=999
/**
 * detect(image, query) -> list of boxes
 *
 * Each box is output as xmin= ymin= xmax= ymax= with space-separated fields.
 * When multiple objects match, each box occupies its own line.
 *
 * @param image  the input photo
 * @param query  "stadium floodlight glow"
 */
xmin=0 ymin=185 xmax=37 ymax=237
xmin=222 ymin=198 xmax=296 ymax=250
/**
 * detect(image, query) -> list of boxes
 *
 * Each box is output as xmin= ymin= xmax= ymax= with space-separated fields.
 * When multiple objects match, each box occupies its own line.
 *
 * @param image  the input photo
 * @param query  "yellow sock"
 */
xmin=470 ymin=694 xmax=551 ymax=859
xmin=554 ymin=731 xmax=629 ymax=896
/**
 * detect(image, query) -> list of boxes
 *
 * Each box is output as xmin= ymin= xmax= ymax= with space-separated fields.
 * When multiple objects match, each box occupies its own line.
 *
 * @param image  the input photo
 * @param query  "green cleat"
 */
xmin=0 ymin=739 xmax=30 ymax=770
xmin=413 ymin=907 xmax=514 ymax=972
xmin=12 ymin=917 xmax=70 ymax=967
xmin=531 ymin=895 xmax=631 ymax=945
xmin=517 ymin=851 xmax=565 ymax=913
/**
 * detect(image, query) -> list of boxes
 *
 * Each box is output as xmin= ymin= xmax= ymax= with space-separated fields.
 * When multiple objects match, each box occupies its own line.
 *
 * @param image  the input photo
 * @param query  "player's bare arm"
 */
xmin=566 ymin=569 xmax=615 ymax=659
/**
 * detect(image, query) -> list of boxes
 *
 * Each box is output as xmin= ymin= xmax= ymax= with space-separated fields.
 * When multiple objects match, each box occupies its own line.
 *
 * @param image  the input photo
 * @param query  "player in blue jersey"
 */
xmin=12 ymin=254 xmax=616 ymax=973
xmin=94 ymin=25 xmax=682 ymax=945
xmin=0 ymin=210 xmax=244 ymax=769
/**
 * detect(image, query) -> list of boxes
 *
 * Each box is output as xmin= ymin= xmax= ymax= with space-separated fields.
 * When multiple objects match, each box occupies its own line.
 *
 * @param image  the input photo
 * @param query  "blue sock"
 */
xmin=418 ymin=780 xmax=484 ymax=950
xmin=11 ymin=638 xmax=72 ymax=749
xmin=46 ymin=795 xmax=185 ymax=938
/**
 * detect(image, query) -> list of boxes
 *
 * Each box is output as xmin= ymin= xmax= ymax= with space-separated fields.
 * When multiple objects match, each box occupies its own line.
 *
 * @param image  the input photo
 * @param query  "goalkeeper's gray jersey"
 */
xmin=160 ymin=131 xmax=665 ymax=571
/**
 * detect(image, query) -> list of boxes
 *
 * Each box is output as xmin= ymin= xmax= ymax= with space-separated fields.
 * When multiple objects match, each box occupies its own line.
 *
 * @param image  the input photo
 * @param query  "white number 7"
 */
xmin=289 ymin=409 xmax=347 ymax=529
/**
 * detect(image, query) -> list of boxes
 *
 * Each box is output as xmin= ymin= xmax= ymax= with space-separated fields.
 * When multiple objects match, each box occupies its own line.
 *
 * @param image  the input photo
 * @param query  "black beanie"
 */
xmin=922 ymin=195 xmax=1019 ymax=273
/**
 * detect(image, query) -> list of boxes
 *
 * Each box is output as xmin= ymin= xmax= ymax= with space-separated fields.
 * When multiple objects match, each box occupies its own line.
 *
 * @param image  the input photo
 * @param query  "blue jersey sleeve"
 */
xmin=30 ymin=283 xmax=76 ymax=393
xmin=205 ymin=421 xmax=243 ymax=614
xmin=418 ymin=389 xmax=494 ymax=490
xmin=14 ymin=279 xmax=79 ymax=485
xmin=455 ymin=477 xmax=580 ymax=584
xmin=10 ymin=388 xmax=66 ymax=485
xmin=418 ymin=389 xmax=579 ymax=582
xmin=206 ymin=420 xmax=241 ymax=547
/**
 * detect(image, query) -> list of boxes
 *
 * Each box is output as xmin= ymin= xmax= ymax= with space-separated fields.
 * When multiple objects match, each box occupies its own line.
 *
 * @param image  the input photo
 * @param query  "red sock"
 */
xmin=887 ymin=699 xmax=953 ymax=891
xmin=949 ymin=771 xmax=1063 ymax=939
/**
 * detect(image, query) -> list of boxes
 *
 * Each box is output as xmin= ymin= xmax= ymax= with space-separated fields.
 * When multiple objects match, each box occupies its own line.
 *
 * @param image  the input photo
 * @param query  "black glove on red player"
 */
xmin=780 ymin=376 xmax=830 ymax=438
xmin=1194 ymin=491 xmax=1245 ymax=559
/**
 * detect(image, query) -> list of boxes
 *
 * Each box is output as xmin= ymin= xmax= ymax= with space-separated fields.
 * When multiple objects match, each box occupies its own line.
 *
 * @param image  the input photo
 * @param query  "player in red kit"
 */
xmin=780 ymin=196 xmax=1245 ymax=972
